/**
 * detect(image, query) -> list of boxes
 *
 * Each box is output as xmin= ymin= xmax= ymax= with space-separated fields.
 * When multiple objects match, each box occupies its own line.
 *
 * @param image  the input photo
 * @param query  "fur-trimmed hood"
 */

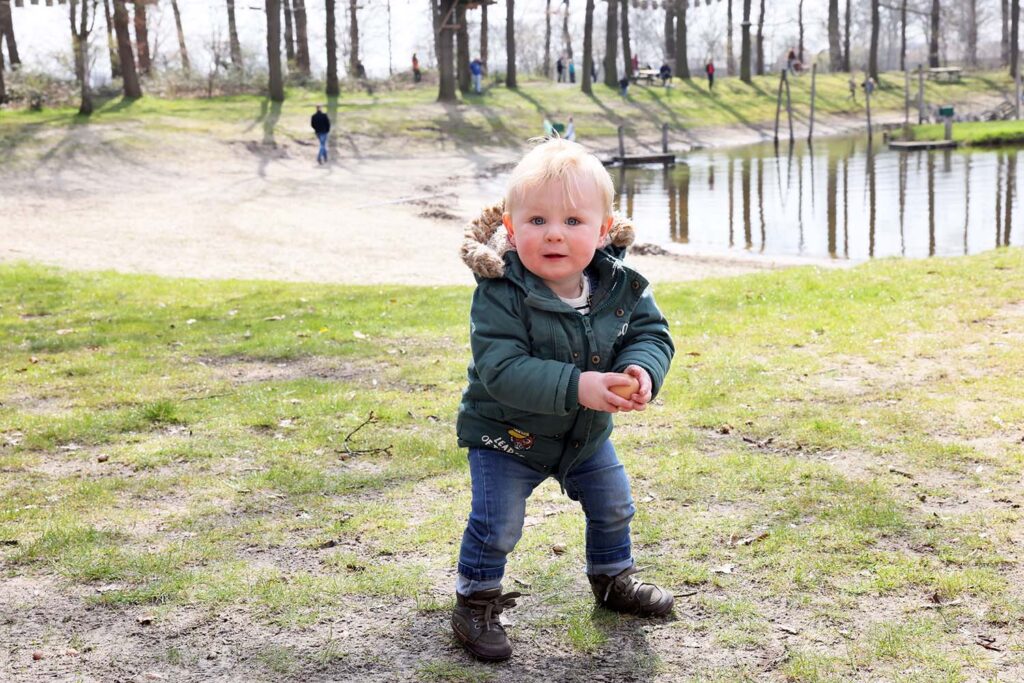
xmin=460 ymin=200 xmax=636 ymax=279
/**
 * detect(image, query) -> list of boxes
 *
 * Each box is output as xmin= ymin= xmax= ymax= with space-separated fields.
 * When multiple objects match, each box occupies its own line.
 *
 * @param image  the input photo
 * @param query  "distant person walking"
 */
xmin=471 ymin=57 xmax=483 ymax=94
xmin=556 ymin=56 xmax=565 ymax=82
xmin=412 ymin=53 xmax=422 ymax=83
xmin=619 ymin=75 xmax=630 ymax=97
xmin=565 ymin=115 xmax=576 ymax=141
xmin=311 ymin=105 xmax=330 ymax=165
xmin=568 ymin=59 xmax=576 ymax=84
xmin=705 ymin=61 xmax=715 ymax=91
xmin=847 ymin=74 xmax=857 ymax=102
xmin=659 ymin=62 xmax=672 ymax=87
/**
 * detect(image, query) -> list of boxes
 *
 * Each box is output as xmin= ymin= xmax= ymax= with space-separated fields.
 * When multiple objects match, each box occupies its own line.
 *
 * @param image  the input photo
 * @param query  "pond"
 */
xmin=615 ymin=136 xmax=1021 ymax=261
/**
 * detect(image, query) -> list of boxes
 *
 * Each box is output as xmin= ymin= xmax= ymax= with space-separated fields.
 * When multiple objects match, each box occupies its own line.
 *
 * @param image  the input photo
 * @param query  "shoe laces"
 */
xmin=600 ymin=565 xmax=650 ymax=604
xmin=466 ymin=591 xmax=522 ymax=632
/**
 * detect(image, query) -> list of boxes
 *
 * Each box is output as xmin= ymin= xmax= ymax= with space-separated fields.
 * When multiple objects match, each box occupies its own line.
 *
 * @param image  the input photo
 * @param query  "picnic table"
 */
xmin=632 ymin=69 xmax=660 ymax=85
xmin=927 ymin=67 xmax=962 ymax=83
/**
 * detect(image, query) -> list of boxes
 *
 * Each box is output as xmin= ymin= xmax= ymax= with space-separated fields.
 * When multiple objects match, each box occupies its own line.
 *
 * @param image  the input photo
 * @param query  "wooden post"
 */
xmin=808 ymin=63 xmax=817 ymax=142
xmin=773 ymin=70 xmax=785 ymax=143
xmin=904 ymin=68 xmax=910 ymax=127
xmin=784 ymin=69 xmax=794 ymax=142
xmin=618 ymin=125 xmax=625 ymax=160
xmin=944 ymin=118 xmax=952 ymax=141
xmin=866 ymin=84 xmax=873 ymax=139
xmin=917 ymin=64 xmax=925 ymax=124
xmin=662 ymin=123 xmax=669 ymax=153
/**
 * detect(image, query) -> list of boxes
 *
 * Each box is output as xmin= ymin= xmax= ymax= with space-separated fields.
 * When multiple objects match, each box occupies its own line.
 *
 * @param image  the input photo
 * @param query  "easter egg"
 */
xmin=610 ymin=376 xmax=640 ymax=400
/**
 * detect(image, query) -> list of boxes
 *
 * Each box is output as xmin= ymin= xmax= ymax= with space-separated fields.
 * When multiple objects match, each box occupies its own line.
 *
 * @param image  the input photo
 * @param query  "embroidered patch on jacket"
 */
xmin=507 ymin=428 xmax=534 ymax=451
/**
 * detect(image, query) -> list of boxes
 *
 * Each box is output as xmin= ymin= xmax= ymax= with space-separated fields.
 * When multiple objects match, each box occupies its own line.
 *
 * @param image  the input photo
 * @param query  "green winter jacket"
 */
xmin=456 ymin=202 xmax=674 ymax=481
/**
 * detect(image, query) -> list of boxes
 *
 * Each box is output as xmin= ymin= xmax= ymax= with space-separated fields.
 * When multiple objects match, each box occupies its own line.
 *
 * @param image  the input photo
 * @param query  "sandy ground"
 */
xmin=3 ymin=107 xmax=934 ymax=288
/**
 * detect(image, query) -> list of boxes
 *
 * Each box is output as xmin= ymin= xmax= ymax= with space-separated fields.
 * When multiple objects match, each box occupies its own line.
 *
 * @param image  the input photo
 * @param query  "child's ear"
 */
xmin=600 ymin=216 xmax=613 ymax=241
xmin=502 ymin=213 xmax=516 ymax=247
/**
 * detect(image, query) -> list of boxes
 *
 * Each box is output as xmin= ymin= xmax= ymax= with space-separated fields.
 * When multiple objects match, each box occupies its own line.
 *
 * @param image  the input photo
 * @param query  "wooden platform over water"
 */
xmin=603 ymin=153 xmax=676 ymax=166
xmin=888 ymin=140 xmax=959 ymax=151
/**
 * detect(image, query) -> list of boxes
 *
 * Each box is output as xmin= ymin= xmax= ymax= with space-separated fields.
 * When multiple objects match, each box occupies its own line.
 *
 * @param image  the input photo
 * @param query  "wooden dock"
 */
xmin=888 ymin=139 xmax=958 ymax=151
xmin=604 ymin=153 xmax=676 ymax=166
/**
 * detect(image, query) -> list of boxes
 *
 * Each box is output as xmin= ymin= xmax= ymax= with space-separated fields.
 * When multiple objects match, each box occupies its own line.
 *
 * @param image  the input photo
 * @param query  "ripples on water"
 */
xmin=617 ymin=137 xmax=1022 ymax=260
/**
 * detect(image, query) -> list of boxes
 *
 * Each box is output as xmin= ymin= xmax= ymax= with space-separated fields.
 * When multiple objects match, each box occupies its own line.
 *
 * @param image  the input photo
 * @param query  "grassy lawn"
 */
xmin=2 ymin=249 xmax=1023 ymax=680
xmin=0 ymin=69 xmax=1016 ymax=153
xmin=914 ymin=119 xmax=1024 ymax=147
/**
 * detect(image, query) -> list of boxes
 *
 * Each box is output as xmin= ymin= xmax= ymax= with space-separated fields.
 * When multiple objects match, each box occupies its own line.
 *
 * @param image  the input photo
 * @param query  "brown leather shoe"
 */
xmin=451 ymin=588 xmax=522 ymax=661
xmin=588 ymin=565 xmax=674 ymax=617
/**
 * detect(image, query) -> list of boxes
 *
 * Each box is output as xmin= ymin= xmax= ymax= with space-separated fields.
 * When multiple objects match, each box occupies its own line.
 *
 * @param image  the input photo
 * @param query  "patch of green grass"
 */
xmin=914 ymin=119 xmax=1024 ymax=146
xmin=417 ymin=660 xmax=495 ymax=682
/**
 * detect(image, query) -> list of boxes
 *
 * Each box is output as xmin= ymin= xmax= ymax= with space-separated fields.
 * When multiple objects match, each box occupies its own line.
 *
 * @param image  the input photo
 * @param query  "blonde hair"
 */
xmin=504 ymin=138 xmax=614 ymax=219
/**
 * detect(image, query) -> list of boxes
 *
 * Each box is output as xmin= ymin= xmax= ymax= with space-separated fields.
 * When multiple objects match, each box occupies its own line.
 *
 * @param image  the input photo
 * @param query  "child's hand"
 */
xmin=578 ymin=371 xmax=638 ymax=413
xmin=621 ymin=365 xmax=653 ymax=410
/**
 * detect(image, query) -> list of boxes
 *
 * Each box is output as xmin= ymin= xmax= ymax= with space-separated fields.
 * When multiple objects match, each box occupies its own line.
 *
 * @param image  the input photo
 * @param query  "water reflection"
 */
xmin=615 ymin=136 xmax=1023 ymax=260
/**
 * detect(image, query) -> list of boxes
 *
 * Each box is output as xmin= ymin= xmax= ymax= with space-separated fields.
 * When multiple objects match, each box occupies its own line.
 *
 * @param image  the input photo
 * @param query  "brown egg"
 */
xmin=610 ymin=376 xmax=640 ymax=400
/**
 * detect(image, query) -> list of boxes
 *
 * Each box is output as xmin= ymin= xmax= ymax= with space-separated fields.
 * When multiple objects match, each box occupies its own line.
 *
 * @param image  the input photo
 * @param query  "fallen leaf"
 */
xmin=353 ymin=330 xmax=367 ymax=339
xmin=136 ymin=615 xmax=153 ymax=625
xmin=717 ymin=424 xmax=733 ymax=435
xmin=512 ymin=577 xmax=532 ymax=588
xmin=712 ymin=563 xmax=736 ymax=574
xmin=888 ymin=465 xmax=914 ymax=479
xmin=96 ymin=454 xmax=109 ymax=463
xmin=551 ymin=543 xmax=567 ymax=555
xmin=263 ymin=315 xmax=286 ymax=322
xmin=777 ymin=624 xmax=801 ymax=635
xmin=55 ymin=328 xmax=75 ymax=335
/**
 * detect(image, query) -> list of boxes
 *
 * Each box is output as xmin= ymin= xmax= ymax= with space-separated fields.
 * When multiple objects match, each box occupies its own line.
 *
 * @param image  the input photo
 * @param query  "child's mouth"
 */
xmin=543 ymin=254 xmax=567 ymax=259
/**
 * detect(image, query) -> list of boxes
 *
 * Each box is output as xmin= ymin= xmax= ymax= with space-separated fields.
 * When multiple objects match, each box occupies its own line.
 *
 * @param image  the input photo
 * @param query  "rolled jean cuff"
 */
xmin=588 ymin=556 xmax=634 ymax=577
xmin=457 ymin=561 xmax=505 ymax=582
xmin=456 ymin=573 xmax=503 ymax=596
xmin=586 ymin=542 xmax=632 ymax=574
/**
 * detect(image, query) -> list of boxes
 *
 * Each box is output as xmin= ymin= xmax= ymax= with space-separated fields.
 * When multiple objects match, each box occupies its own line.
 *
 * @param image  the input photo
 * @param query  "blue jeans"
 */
xmin=316 ymin=132 xmax=328 ymax=163
xmin=456 ymin=440 xmax=635 ymax=595
xmin=472 ymin=73 xmax=482 ymax=93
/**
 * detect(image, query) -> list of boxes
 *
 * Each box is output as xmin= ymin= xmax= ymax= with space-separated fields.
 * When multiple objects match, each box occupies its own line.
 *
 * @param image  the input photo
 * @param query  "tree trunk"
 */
xmin=70 ymin=0 xmax=93 ymax=115
xmin=582 ymin=0 xmax=594 ymax=94
xmin=227 ymin=0 xmax=242 ymax=68
xmin=828 ymin=0 xmax=840 ymax=71
xmin=171 ymin=0 xmax=190 ymax=75
xmin=0 ymin=48 xmax=5 ymax=104
xmin=506 ymin=0 xmax=516 ymax=88
xmin=726 ymin=0 xmax=734 ymax=76
xmin=1013 ymin=0 xmax=1020 ymax=78
xmin=1004 ymin=0 xmax=1010 ymax=67
xmin=294 ymin=0 xmax=310 ymax=76
xmin=326 ymin=0 xmax=338 ymax=95
xmin=843 ymin=0 xmax=851 ymax=71
xmin=113 ymin=0 xmax=141 ymax=97
xmin=562 ymin=1 xmax=572 ymax=60
xmin=674 ymin=0 xmax=688 ymax=78
xmin=620 ymin=0 xmax=631 ymax=80
xmin=266 ymin=0 xmax=284 ymax=101
xmin=0 ymin=0 xmax=20 ymax=67
xmin=928 ymin=0 xmax=940 ymax=68
xmin=283 ymin=0 xmax=295 ymax=63
xmin=603 ymin=0 xmax=618 ymax=87
xmin=900 ymin=0 xmax=907 ymax=71
xmin=435 ymin=0 xmax=457 ymax=100
xmin=664 ymin=1 xmax=674 ymax=64
xmin=965 ymin=0 xmax=977 ymax=68
xmin=457 ymin=2 xmax=469 ymax=93
xmin=481 ymin=2 xmax=488 ymax=74
xmin=755 ymin=0 xmax=765 ymax=75
xmin=869 ymin=0 xmax=880 ymax=79
xmin=133 ymin=1 xmax=150 ymax=76
xmin=103 ymin=0 xmax=121 ymax=78
xmin=739 ymin=0 xmax=751 ymax=83
xmin=797 ymin=0 xmax=804 ymax=62
xmin=348 ymin=0 xmax=359 ymax=79
xmin=544 ymin=0 xmax=551 ymax=78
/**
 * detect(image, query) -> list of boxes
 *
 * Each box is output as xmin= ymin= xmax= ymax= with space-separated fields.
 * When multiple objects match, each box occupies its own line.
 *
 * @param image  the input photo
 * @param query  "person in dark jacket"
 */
xmin=310 ymin=106 xmax=330 ymax=165
xmin=451 ymin=139 xmax=675 ymax=662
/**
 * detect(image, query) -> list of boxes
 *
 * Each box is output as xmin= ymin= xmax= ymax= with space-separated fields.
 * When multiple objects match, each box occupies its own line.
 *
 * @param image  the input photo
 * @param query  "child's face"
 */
xmin=504 ymin=176 xmax=612 ymax=297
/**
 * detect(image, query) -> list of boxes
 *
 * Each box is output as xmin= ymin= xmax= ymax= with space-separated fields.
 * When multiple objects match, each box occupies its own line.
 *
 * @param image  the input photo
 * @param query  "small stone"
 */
xmin=32 ymin=651 xmax=44 ymax=661
xmin=551 ymin=543 xmax=567 ymax=555
xmin=96 ymin=454 xmax=109 ymax=463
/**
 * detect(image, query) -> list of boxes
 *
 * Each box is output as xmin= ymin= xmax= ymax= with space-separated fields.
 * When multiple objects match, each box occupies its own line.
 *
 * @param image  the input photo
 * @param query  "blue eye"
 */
xmin=566 ymin=217 xmax=580 ymax=226
xmin=530 ymin=217 xmax=546 ymax=225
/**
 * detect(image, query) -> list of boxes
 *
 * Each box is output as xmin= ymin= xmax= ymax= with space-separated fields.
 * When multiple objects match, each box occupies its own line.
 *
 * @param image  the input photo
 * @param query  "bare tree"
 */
xmin=664 ymin=1 xmax=674 ymax=64
xmin=582 ymin=0 xmax=594 ymax=93
xmin=227 ymin=0 xmax=242 ymax=68
xmin=434 ymin=0 xmax=457 ymax=100
xmin=326 ymin=0 xmax=338 ymax=95
xmin=726 ymin=0 xmax=734 ymax=75
xmin=294 ymin=0 xmax=310 ymax=76
xmin=675 ymin=0 xmax=688 ymax=78
xmin=347 ymin=0 xmax=358 ymax=79
xmin=562 ymin=0 xmax=572 ymax=60
xmin=1013 ymin=0 xmax=1020 ymax=77
xmin=756 ymin=0 xmax=765 ymax=75
xmin=603 ymin=0 xmax=618 ymax=86
xmin=283 ymin=0 xmax=295 ymax=63
xmin=1004 ymin=0 xmax=1010 ymax=66
xmin=620 ymin=0 xmax=631 ymax=80
xmin=797 ymin=0 xmax=804 ymax=62
xmin=0 ymin=0 xmax=20 ymax=68
xmin=133 ymin=1 xmax=151 ymax=75
xmin=544 ymin=0 xmax=551 ymax=78
xmin=965 ymin=0 xmax=977 ymax=67
xmin=102 ymin=0 xmax=121 ymax=78
xmin=69 ymin=0 xmax=95 ymax=115
xmin=481 ymin=2 xmax=488 ymax=74
xmin=457 ymin=2 xmax=469 ymax=93
xmin=266 ymin=0 xmax=284 ymax=101
xmin=739 ymin=0 xmax=751 ymax=83
xmin=506 ymin=0 xmax=516 ymax=88
xmin=843 ymin=0 xmax=851 ymax=71
xmin=929 ymin=0 xmax=939 ymax=67
xmin=870 ymin=0 xmax=880 ymax=78
xmin=0 ymin=47 xmax=5 ymax=104
xmin=900 ymin=0 xmax=908 ymax=71
xmin=171 ymin=0 xmax=190 ymax=74
xmin=113 ymin=0 xmax=141 ymax=97
xmin=828 ymin=0 xmax=841 ymax=71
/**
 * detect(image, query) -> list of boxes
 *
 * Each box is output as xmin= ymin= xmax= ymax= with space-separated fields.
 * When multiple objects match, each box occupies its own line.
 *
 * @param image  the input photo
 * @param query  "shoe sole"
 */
xmin=451 ymin=620 xmax=512 ymax=662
